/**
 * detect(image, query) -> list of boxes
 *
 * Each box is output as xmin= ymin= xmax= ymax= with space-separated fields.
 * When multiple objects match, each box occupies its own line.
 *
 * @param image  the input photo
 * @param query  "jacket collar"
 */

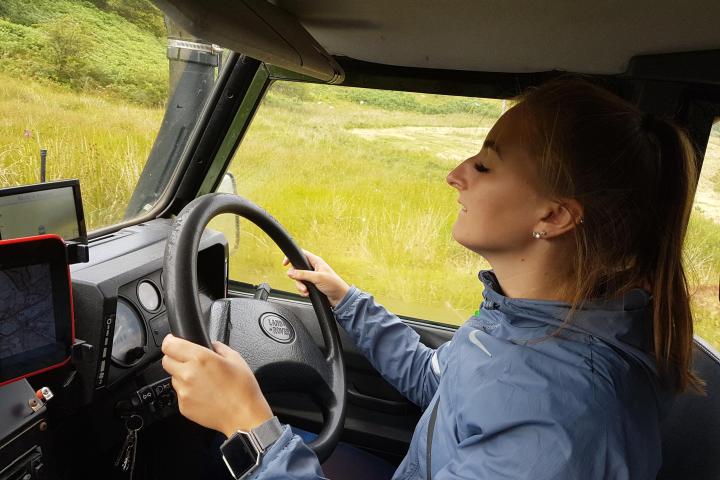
xmin=477 ymin=270 xmax=654 ymax=355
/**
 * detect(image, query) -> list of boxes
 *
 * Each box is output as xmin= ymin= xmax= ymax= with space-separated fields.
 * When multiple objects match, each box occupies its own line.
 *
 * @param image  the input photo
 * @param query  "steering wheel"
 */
xmin=163 ymin=193 xmax=346 ymax=463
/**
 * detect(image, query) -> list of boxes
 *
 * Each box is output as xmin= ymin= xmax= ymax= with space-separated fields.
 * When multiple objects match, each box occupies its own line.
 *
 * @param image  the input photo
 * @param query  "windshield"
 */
xmin=0 ymin=0 xmax=224 ymax=232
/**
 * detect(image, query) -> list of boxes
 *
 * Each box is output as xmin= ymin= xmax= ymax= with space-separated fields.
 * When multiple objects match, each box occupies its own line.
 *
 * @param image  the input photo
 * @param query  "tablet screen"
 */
xmin=0 ymin=263 xmax=57 ymax=359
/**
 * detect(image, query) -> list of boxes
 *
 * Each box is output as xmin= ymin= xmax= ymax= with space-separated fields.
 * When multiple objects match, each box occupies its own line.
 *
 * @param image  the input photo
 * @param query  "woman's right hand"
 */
xmin=283 ymin=250 xmax=351 ymax=307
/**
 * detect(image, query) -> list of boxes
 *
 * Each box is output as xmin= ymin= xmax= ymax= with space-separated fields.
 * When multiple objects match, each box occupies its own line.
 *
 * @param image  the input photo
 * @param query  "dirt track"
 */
xmin=350 ymin=126 xmax=490 ymax=164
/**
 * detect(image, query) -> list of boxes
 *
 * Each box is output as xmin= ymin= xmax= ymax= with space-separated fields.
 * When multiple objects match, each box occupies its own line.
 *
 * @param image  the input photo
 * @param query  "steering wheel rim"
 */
xmin=163 ymin=193 xmax=346 ymax=462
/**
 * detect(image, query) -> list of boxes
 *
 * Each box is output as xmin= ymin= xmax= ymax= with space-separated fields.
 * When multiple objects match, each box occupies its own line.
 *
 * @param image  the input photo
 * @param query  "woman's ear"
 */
xmin=534 ymin=199 xmax=584 ymax=239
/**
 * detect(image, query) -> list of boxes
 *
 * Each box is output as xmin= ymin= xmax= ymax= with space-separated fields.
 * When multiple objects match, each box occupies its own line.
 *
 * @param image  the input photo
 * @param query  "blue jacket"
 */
xmin=248 ymin=271 xmax=670 ymax=479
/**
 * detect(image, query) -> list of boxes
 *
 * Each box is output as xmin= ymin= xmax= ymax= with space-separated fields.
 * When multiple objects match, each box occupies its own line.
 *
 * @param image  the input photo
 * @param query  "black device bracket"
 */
xmin=65 ymin=240 xmax=90 ymax=264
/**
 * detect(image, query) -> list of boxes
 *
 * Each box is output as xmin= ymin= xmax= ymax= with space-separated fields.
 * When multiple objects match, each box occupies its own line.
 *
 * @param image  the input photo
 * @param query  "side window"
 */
xmin=687 ymin=119 xmax=720 ymax=351
xmin=221 ymin=82 xmax=503 ymax=324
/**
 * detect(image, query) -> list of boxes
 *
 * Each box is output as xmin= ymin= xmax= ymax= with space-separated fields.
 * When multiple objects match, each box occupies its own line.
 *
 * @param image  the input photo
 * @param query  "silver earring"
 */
xmin=531 ymin=231 xmax=547 ymax=239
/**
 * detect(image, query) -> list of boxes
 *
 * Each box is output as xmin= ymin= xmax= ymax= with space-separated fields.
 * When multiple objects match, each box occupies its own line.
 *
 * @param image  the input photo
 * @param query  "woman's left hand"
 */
xmin=161 ymin=334 xmax=274 ymax=438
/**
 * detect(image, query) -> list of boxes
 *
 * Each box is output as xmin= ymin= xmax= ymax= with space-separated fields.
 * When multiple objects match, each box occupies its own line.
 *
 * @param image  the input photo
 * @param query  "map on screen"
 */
xmin=0 ymin=263 xmax=56 ymax=360
xmin=0 ymin=187 xmax=79 ymax=241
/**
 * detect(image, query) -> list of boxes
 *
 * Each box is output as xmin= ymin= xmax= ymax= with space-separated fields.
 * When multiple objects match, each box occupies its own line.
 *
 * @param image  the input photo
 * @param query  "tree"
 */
xmin=43 ymin=15 xmax=93 ymax=84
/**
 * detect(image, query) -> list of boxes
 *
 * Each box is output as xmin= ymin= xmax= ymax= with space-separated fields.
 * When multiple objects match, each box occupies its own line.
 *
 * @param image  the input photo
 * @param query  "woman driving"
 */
xmin=161 ymin=78 xmax=702 ymax=479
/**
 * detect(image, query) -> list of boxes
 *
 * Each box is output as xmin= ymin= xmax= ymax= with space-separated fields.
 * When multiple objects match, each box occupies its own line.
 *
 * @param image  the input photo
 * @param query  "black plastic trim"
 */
xmin=271 ymin=57 xmax=567 ymax=98
xmin=163 ymin=56 xmax=263 ymax=215
xmin=194 ymin=67 xmax=273 ymax=198
xmin=695 ymin=336 xmax=720 ymax=365
xmin=627 ymin=49 xmax=720 ymax=86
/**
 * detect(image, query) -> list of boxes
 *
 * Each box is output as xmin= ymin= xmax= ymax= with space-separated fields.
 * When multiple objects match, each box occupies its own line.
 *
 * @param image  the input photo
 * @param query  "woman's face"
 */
xmin=446 ymin=106 xmax=548 ymax=256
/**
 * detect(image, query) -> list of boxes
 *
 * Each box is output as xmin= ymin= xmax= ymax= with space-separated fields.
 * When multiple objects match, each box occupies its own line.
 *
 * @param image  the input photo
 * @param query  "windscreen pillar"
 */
xmin=166 ymin=20 xmax=222 ymax=89
xmin=124 ymin=19 xmax=221 ymax=220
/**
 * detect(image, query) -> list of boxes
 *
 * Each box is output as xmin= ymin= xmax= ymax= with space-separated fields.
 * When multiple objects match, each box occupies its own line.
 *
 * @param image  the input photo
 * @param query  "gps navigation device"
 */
xmin=0 ymin=180 xmax=86 ymax=242
xmin=0 ymin=235 xmax=74 ymax=387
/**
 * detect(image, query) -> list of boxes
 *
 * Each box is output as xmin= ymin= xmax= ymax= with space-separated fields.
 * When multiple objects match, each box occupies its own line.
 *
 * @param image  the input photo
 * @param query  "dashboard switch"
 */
xmin=156 ymin=390 xmax=176 ymax=409
xmin=136 ymin=387 xmax=155 ymax=406
xmin=152 ymin=378 xmax=172 ymax=397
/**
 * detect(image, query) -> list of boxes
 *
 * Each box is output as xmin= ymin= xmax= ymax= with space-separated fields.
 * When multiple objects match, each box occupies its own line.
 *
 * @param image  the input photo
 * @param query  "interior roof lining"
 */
xmin=273 ymin=0 xmax=720 ymax=75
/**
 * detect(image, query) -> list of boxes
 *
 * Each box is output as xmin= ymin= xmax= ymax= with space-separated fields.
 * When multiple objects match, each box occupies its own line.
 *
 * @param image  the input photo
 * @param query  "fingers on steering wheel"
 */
xmin=212 ymin=341 xmax=240 ymax=359
xmin=282 ymin=249 xmax=324 ymax=272
xmin=294 ymin=279 xmax=309 ymax=296
xmin=302 ymin=249 xmax=324 ymax=268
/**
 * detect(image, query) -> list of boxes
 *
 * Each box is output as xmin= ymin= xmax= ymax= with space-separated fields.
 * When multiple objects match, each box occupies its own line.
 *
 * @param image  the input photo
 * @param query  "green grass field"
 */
xmin=219 ymin=83 xmax=498 ymax=323
xmin=0 ymin=0 xmax=718 ymax=349
xmin=0 ymin=73 xmax=162 ymax=227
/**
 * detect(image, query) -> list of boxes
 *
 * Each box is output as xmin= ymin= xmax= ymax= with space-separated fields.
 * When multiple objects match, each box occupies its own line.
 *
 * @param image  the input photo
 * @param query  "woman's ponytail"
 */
xmin=641 ymin=116 xmax=703 ymax=392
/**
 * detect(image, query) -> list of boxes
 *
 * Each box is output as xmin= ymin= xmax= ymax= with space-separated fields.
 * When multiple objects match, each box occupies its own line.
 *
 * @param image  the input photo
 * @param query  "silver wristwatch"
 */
xmin=220 ymin=416 xmax=284 ymax=479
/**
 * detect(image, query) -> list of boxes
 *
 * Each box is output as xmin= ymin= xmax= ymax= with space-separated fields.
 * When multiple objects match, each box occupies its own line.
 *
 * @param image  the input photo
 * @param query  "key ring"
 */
xmin=125 ymin=414 xmax=143 ymax=432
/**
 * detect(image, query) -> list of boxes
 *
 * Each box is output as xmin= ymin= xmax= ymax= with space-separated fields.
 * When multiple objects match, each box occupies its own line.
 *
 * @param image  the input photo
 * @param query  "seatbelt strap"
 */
xmin=426 ymin=398 xmax=440 ymax=480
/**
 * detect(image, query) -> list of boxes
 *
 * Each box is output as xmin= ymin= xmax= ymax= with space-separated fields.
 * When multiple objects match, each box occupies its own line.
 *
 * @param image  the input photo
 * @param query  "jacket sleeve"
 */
xmin=333 ymin=286 xmax=454 ymax=409
xmin=246 ymin=425 xmax=327 ymax=480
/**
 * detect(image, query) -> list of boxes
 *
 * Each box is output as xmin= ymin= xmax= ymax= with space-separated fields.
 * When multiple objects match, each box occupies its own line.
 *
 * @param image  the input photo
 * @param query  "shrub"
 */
xmin=42 ymin=15 xmax=94 ymax=85
xmin=96 ymin=0 xmax=166 ymax=38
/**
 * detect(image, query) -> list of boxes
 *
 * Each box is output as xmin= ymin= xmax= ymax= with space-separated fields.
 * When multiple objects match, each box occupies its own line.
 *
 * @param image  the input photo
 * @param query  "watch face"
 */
xmin=221 ymin=433 xmax=260 ymax=479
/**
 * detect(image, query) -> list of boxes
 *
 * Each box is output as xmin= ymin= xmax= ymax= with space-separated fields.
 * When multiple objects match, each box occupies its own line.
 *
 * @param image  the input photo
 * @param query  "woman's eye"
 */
xmin=474 ymin=163 xmax=490 ymax=173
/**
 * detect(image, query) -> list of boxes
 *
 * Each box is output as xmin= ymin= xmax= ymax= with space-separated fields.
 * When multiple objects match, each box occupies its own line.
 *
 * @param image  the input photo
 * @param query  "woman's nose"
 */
xmin=446 ymin=161 xmax=465 ymax=189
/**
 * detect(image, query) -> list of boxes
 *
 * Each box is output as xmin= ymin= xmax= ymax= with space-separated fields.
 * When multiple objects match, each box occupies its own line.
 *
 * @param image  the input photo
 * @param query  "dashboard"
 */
xmin=0 ymin=217 xmax=228 ymax=478
xmin=69 ymin=218 xmax=227 ymax=407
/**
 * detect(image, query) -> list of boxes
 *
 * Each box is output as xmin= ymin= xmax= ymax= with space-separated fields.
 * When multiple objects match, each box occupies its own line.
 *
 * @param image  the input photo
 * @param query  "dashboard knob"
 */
xmin=125 ymin=346 xmax=147 ymax=364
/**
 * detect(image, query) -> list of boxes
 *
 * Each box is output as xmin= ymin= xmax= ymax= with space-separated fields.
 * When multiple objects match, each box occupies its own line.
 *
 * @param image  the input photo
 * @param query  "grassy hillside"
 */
xmin=0 ymin=0 xmax=167 ymax=105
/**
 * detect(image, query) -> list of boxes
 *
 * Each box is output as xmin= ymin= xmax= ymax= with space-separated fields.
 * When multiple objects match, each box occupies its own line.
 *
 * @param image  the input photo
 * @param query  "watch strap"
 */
xmin=251 ymin=416 xmax=283 ymax=452
xmin=220 ymin=417 xmax=284 ymax=480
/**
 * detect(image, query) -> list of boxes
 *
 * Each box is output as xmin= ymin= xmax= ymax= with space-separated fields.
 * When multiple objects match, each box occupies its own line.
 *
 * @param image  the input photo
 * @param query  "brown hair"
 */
xmin=515 ymin=78 xmax=702 ymax=393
